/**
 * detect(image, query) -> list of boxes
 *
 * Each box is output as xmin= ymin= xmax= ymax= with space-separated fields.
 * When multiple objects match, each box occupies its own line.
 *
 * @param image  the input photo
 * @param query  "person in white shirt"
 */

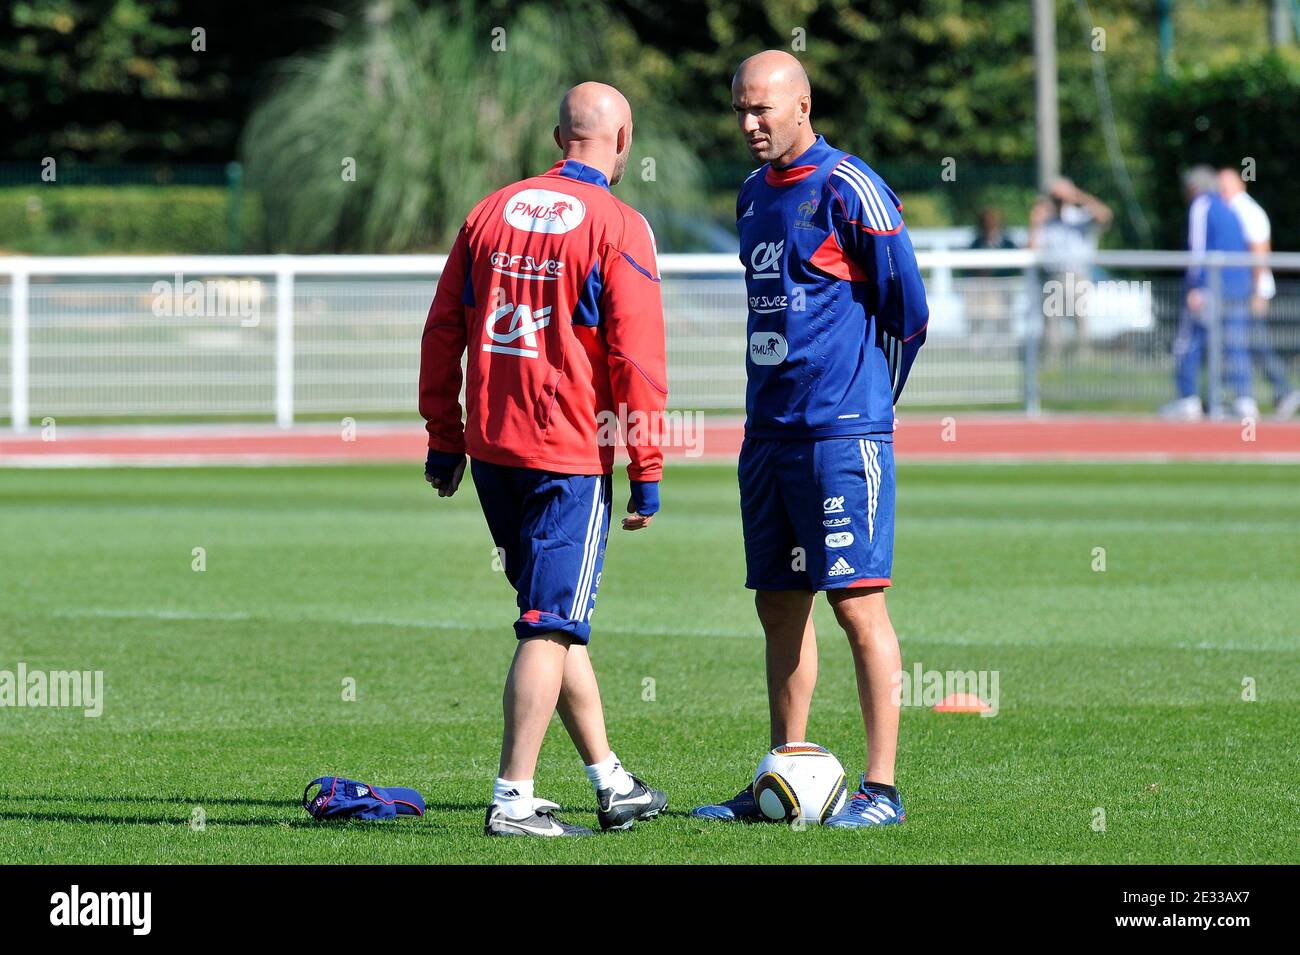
xmin=1029 ymin=177 xmax=1113 ymax=361
xmin=1218 ymin=168 xmax=1299 ymax=419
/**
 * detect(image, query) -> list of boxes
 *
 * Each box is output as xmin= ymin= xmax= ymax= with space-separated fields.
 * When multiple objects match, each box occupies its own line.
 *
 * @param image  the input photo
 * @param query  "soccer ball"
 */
xmin=752 ymin=743 xmax=848 ymax=825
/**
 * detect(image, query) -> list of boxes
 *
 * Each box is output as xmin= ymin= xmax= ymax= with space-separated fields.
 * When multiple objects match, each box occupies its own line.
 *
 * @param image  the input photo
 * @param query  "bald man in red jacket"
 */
xmin=419 ymin=82 xmax=668 ymax=837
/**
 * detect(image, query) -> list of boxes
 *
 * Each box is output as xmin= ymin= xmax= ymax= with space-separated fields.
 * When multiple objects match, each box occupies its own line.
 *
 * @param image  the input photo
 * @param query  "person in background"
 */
xmin=970 ymin=207 xmax=1018 ymax=255
xmin=1218 ymin=167 xmax=1299 ymax=419
xmin=1029 ymin=178 xmax=1114 ymax=360
xmin=966 ymin=207 xmax=1019 ymax=336
xmin=1161 ymin=165 xmax=1255 ymax=421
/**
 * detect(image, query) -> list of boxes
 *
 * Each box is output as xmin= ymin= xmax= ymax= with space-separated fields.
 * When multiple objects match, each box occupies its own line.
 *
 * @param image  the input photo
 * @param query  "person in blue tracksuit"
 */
xmin=1161 ymin=165 xmax=1255 ymax=420
xmin=692 ymin=50 xmax=929 ymax=828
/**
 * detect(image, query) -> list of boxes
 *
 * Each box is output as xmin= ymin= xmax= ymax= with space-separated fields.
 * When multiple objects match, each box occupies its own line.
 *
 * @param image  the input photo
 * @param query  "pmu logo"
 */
xmin=483 ymin=294 xmax=553 ymax=358
xmin=503 ymin=189 xmax=586 ymax=234
xmin=749 ymin=331 xmax=788 ymax=365
xmin=749 ymin=240 xmax=783 ymax=279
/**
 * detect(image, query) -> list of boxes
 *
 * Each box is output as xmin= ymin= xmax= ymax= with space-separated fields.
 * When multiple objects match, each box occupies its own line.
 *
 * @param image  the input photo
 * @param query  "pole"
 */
xmin=1024 ymin=264 xmax=1042 ymax=415
xmin=1206 ymin=263 xmax=1224 ymax=419
xmin=1158 ymin=0 xmax=1175 ymax=76
xmin=1034 ymin=0 xmax=1061 ymax=192
xmin=275 ymin=267 xmax=294 ymax=429
xmin=1272 ymin=0 xmax=1291 ymax=46
xmin=10 ymin=267 xmax=29 ymax=433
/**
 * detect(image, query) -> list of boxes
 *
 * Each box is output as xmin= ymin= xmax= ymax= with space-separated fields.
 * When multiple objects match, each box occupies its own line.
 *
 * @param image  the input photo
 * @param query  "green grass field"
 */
xmin=1 ymin=462 xmax=1298 ymax=864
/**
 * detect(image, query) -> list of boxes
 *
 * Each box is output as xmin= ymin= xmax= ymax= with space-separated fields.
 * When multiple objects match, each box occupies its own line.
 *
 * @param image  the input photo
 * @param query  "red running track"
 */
xmin=3 ymin=415 xmax=1299 ymax=466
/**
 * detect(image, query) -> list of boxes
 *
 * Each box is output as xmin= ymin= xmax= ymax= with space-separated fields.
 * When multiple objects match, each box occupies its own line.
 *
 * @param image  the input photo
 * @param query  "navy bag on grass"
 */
xmin=303 ymin=777 xmax=425 ymax=821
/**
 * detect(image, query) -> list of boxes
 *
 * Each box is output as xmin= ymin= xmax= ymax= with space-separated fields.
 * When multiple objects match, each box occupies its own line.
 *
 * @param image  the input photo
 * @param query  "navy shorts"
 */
xmin=739 ymin=436 xmax=895 ymax=591
xmin=470 ymin=459 xmax=612 ymax=644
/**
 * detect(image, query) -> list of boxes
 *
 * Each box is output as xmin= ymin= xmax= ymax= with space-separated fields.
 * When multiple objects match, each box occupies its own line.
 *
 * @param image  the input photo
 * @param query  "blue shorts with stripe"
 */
xmin=470 ymin=459 xmax=612 ymax=644
xmin=738 ymin=436 xmax=895 ymax=592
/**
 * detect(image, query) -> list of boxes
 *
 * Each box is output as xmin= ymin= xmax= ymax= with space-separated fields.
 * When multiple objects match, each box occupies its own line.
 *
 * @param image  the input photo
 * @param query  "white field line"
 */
xmin=0 ymin=455 xmax=394 ymax=468
xmin=51 ymin=606 xmax=756 ymax=639
xmin=46 ymin=607 xmax=1294 ymax=653
xmin=7 ymin=452 xmax=1300 ymax=468
xmin=899 ymin=453 xmax=1300 ymax=464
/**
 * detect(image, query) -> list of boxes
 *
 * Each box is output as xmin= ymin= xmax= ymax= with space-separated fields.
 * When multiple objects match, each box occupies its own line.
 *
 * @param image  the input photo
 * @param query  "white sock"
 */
xmin=493 ymin=777 xmax=535 ymax=819
xmin=585 ymin=751 xmax=634 ymax=795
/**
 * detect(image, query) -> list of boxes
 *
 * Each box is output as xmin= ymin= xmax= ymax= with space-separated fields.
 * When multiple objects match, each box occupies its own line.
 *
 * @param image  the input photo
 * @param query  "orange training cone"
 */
xmin=932 ymin=693 xmax=992 ymax=714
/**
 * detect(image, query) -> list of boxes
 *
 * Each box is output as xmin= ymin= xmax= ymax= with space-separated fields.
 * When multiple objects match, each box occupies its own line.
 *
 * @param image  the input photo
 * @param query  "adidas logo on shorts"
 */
xmin=827 ymin=556 xmax=856 ymax=577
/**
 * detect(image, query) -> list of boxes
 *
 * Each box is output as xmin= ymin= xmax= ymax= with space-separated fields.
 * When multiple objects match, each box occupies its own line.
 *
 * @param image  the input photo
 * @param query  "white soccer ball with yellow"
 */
xmin=752 ymin=743 xmax=848 ymax=825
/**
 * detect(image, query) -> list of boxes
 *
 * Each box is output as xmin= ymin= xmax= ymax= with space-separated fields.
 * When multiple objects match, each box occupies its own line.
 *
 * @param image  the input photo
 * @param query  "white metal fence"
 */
xmin=3 ymin=250 xmax=1300 ymax=430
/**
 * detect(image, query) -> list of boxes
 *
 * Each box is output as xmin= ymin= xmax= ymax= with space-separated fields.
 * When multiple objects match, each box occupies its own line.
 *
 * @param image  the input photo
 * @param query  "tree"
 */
xmin=241 ymin=0 xmax=708 ymax=252
xmin=0 ymin=0 xmax=345 ymax=162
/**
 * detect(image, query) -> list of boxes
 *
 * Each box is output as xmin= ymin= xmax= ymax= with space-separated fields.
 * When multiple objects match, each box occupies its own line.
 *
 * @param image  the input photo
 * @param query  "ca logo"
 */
xmin=483 ymin=297 xmax=553 ymax=359
xmin=750 ymin=240 xmax=784 ymax=279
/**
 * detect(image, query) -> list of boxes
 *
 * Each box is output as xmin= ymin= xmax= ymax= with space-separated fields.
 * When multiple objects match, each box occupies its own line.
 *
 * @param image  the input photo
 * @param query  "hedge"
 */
xmin=0 ymin=186 xmax=263 ymax=255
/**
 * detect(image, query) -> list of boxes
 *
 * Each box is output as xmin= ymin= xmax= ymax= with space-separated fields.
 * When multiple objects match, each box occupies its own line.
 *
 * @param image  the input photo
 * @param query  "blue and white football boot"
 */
xmin=824 ymin=777 xmax=906 ymax=828
xmin=689 ymin=785 xmax=764 ymax=822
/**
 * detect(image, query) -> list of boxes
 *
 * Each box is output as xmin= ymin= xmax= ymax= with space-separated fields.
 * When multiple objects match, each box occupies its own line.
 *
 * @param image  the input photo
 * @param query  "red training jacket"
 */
xmin=419 ymin=159 xmax=668 ymax=481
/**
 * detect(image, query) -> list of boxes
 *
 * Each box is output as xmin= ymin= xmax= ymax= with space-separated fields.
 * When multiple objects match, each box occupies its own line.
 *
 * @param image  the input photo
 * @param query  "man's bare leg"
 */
xmin=756 ymin=589 xmax=818 ymax=747
xmin=499 ymin=632 xmax=571 ymax=780
xmin=687 ymin=591 xmax=816 ymax=820
xmin=556 ymin=641 xmax=666 ymax=827
xmin=827 ymin=587 xmax=900 ymax=785
xmin=556 ymin=644 xmax=610 ymax=765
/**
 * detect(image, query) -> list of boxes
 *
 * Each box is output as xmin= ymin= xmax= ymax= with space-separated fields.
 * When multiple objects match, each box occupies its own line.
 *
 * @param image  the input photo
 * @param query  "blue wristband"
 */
xmin=425 ymin=450 xmax=464 ymax=484
xmin=630 ymin=480 xmax=660 ymax=516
